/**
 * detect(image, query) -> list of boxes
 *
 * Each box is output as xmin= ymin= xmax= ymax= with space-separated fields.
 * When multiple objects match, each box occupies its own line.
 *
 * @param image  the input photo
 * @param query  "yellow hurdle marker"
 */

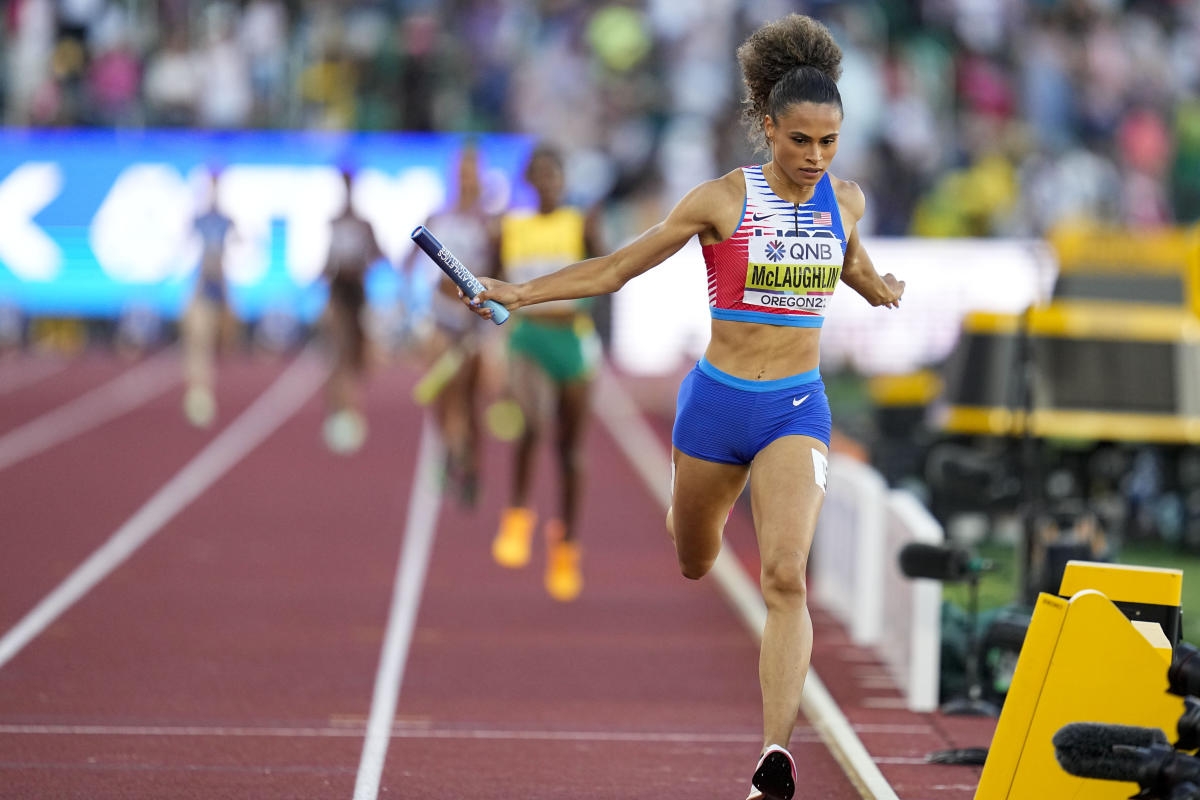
xmin=974 ymin=562 xmax=1185 ymax=800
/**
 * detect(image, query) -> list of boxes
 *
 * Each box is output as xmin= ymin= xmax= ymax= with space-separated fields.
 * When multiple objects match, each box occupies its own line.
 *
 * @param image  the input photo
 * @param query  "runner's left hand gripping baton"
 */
xmin=410 ymin=225 xmax=509 ymax=325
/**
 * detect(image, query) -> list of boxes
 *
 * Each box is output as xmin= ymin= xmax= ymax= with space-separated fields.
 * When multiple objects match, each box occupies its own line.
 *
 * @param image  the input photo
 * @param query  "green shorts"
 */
xmin=508 ymin=316 xmax=600 ymax=383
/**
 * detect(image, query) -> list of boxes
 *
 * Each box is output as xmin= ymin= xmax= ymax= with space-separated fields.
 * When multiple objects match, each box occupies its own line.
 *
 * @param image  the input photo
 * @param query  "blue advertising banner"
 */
xmin=0 ymin=129 xmax=533 ymax=321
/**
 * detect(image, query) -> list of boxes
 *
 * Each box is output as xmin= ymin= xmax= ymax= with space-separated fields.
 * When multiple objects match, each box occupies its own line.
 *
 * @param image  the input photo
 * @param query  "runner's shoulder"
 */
xmin=683 ymin=168 xmax=750 ymax=219
xmin=829 ymin=173 xmax=866 ymax=220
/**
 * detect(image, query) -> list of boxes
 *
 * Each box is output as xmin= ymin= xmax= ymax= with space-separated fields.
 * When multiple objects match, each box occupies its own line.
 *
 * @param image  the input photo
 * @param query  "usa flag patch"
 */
xmin=811 ymin=211 xmax=832 ymax=226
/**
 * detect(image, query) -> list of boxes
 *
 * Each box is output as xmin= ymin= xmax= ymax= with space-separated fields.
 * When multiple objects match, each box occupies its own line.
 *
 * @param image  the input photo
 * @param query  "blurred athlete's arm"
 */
xmin=473 ymin=176 xmax=738 ymax=314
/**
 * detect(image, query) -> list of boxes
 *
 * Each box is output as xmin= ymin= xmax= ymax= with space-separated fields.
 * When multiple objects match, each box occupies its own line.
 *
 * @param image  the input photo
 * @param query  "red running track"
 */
xmin=0 ymin=349 xmax=993 ymax=799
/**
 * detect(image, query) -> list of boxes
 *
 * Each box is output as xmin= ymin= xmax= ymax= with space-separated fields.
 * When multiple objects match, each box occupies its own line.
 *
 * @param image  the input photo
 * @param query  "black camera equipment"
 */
xmin=1053 ymin=722 xmax=1200 ymax=800
xmin=1167 ymin=643 xmax=1200 ymax=753
xmin=898 ymin=541 xmax=998 ymax=717
xmin=898 ymin=541 xmax=992 ymax=582
xmin=1176 ymin=698 xmax=1200 ymax=753
xmin=1171 ymin=643 xmax=1200 ymax=698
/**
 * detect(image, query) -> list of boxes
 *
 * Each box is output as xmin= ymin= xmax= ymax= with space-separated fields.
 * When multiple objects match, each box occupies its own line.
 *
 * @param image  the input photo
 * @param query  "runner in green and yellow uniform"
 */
xmin=491 ymin=145 xmax=603 ymax=603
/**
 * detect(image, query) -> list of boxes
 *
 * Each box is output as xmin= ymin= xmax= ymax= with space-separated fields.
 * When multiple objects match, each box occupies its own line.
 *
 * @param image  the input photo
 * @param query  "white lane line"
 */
xmin=0 ymin=761 xmax=348 ymax=776
xmin=0 ymin=351 xmax=179 ymax=472
xmin=0 ymin=724 xmax=368 ymax=738
xmin=862 ymin=697 xmax=911 ymax=709
xmin=0 ymin=721 xmax=925 ymax=740
xmin=0 ymin=724 xmax=773 ymax=744
xmin=353 ymin=419 xmax=443 ymax=800
xmin=0 ymin=358 xmax=66 ymax=396
xmin=0 ymin=353 xmax=324 ymax=671
xmin=594 ymin=366 xmax=902 ymax=800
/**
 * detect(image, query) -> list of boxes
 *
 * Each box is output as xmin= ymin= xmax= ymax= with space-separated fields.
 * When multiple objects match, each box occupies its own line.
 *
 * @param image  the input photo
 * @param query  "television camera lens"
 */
xmin=1178 ymin=697 xmax=1200 ymax=752
xmin=1170 ymin=643 xmax=1200 ymax=699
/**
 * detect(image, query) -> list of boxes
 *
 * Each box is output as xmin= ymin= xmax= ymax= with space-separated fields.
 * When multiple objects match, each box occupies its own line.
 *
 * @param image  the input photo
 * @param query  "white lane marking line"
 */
xmin=0 ymin=724 xmax=369 ymax=738
xmin=0 ymin=722 xmax=926 ymax=740
xmin=594 ymin=365 xmax=901 ymax=800
xmin=855 ymin=724 xmax=936 ymax=734
xmin=0 ymin=351 xmax=179 ymax=472
xmin=353 ymin=419 xmax=443 ymax=800
xmin=0 ymin=358 xmax=66 ymax=396
xmin=0 ymin=724 xmax=775 ymax=743
xmin=0 ymin=353 xmax=324 ymax=671
xmin=593 ymin=374 xmax=670 ymax=508
xmin=0 ymin=761 xmax=350 ymax=775
xmin=862 ymin=697 xmax=911 ymax=709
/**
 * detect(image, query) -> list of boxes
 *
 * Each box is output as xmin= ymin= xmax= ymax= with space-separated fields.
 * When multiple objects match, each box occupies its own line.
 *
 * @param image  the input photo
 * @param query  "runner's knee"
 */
xmin=674 ymin=523 xmax=720 ymax=580
xmin=760 ymin=555 xmax=809 ymax=606
xmin=678 ymin=552 xmax=715 ymax=581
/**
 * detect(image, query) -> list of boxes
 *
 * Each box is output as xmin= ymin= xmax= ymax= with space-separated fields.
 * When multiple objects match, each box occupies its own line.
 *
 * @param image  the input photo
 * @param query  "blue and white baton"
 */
xmin=410 ymin=225 xmax=509 ymax=325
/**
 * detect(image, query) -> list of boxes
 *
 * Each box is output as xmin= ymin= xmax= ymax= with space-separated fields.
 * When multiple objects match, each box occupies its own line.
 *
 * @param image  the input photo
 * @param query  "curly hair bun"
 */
xmin=737 ymin=14 xmax=843 ymax=142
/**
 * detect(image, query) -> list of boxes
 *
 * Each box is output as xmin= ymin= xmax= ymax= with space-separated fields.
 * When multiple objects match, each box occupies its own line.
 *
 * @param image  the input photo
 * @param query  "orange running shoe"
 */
xmin=544 ymin=520 xmax=582 ymax=602
xmin=492 ymin=507 xmax=536 ymax=568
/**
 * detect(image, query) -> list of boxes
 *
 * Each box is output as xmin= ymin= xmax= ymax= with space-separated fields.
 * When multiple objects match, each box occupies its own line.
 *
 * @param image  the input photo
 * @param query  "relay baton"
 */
xmin=410 ymin=225 xmax=509 ymax=325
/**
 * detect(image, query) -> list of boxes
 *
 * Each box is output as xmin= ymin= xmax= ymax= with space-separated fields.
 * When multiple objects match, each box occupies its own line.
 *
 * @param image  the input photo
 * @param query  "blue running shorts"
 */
xmin=672 ymin=357 xmax=831 ymax=465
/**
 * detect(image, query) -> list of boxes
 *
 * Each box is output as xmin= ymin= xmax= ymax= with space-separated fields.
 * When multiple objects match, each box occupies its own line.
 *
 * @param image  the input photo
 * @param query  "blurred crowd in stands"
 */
xmin=3 ymin=0 xmax=1198 ymax=237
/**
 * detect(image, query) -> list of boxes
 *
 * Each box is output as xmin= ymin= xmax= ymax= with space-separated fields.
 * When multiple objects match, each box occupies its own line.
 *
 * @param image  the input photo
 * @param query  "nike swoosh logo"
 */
xmin=792 ymin=394 xmax=810 ymax=407
xmin=752 ymin=212 xmax=776 ymax=221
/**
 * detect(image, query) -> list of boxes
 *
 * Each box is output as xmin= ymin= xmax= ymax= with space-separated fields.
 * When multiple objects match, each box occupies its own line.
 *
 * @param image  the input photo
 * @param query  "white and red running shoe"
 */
xmin=746 ymin=744 xmax=796 ymax=800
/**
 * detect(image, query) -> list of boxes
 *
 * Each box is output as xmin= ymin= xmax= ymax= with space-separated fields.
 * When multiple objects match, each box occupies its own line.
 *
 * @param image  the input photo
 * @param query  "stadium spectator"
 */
xmin=0 ymin=0 xmax=1195 ymax=238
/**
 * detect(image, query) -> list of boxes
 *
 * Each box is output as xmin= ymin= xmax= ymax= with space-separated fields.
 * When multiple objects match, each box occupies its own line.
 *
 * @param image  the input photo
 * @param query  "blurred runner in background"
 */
xmin=491 ymin=144 xmax=603 ymax=603
xmin=408 ymin=142 xmax=500 ymax=505
xmin=320 ymin=167 xmax=386 ymax=454
xmin=181 ymin=166 xmax=239 ymax=428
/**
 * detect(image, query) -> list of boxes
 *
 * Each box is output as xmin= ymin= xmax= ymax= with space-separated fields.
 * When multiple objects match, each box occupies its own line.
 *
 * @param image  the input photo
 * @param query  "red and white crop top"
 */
xmin=703 ymin=166 xmax=847 ymax=328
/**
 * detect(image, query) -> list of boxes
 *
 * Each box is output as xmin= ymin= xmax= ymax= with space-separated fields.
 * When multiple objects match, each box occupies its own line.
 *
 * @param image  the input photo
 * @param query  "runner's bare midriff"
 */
xmin=705 ymin=318 xmax=821 ymax=381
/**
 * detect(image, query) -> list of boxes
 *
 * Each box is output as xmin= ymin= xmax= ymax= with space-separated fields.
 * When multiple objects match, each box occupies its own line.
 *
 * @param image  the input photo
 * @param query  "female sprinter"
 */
xmin=464 ymin=14 xmax=903 ymax=800
xmin=491 ymin=144 xmax=604 ymax=603
xmin=320 ymin=167 xmax=386 ymax=454
xmin=406 ymin=142 xmax=499 ymax=505
xmin=181 ymin=167 xmax=239 ymax=428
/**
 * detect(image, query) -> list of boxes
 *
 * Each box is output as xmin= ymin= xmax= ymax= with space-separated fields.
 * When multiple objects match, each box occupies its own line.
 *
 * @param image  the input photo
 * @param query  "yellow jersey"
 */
xmin=500 ymin=207 xmax=588 ymax=315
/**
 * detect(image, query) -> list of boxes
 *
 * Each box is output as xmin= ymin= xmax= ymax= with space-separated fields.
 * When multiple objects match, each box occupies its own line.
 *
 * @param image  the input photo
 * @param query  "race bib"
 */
xmin=742 ymin=234 xmax=842 ymax=313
